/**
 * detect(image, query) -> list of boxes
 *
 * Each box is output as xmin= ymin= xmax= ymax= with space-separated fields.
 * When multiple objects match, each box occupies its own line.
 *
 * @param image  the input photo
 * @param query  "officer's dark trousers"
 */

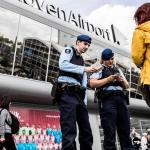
xmin=99 ymin=95 xmax=133 ymax=150
xmin=58 ymin=90 xmax=93 ymax=150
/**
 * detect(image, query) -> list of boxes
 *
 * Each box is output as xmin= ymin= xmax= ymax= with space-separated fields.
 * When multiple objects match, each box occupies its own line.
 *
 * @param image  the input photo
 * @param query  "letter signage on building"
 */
xmin=18 ymin=0 xmax=124 ymax=45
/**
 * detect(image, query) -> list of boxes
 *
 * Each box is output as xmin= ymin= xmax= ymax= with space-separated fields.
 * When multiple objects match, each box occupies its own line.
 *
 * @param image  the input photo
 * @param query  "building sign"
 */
xmin=18 ymin=0 xmax=122 ymax=45
xmin=11 ymin=107 xmax=60 ymax=128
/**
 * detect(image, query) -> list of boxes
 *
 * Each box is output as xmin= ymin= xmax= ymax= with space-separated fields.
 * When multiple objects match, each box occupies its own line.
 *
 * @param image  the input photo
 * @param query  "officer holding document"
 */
xmin=56 ymin=34 xmax=99 ymax=150
xmin=90 ymin=48 xmax=133 ymax=150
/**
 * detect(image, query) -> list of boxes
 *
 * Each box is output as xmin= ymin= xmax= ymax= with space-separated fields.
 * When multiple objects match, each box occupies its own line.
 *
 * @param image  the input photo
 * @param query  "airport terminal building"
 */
xmin=0 ymin=0 xmax=150 ymax=149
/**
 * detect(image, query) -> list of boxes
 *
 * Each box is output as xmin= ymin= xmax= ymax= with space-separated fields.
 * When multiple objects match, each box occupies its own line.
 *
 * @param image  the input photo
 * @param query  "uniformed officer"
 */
xmin=90 ymin=48 xmax=133 ymax=150
xmin=57 ymin=34 xmax=98 ymax=150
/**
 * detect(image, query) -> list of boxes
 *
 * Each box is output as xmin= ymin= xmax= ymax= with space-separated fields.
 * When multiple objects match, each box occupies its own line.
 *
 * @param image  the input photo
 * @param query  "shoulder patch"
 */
xmin=65 ymin=49 xmax=71 ymax=54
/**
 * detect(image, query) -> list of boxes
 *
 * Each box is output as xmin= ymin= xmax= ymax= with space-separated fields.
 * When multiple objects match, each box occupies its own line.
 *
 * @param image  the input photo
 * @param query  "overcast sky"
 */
xmin=44 ymin=0 xmax=148 ymax=48
xmin=45 ymin=0 xmax=148 ymax=16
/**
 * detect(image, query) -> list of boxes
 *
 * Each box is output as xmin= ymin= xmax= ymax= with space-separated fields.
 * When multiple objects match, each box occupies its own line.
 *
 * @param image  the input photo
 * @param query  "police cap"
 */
xmin=101 ymin=48 xmax=114 ymax=60
xmin=77 ymin=34 xmax=92 ymax=44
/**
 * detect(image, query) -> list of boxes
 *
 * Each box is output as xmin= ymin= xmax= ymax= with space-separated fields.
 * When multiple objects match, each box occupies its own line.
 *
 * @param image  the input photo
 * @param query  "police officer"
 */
xmin=57 ymin=34 xmax=98 ymax=150
xmin=90 ymin=48 xmax=133 ymax=150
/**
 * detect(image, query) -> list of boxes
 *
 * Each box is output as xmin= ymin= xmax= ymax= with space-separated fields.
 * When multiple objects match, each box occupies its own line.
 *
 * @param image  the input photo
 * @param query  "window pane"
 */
xmin=14 ymin=16 xmax=52 ymax=81
xmin=115 ymin=53 xmax=142 ymax=100
xmin=51 ymin=28 xmax=58 ymax=43
xmin=0 ymin=7 xmax=19 ymax=75
xmin=59 ymin=31 xmax=76 ymax=47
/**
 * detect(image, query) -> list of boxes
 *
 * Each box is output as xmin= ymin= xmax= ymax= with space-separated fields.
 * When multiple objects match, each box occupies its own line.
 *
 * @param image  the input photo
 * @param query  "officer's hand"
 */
xmin=107 ymin=75 xmax=117 ymax=82
xmin=116 ymin=75 xmax=124 ymax=82
xmin=84 ymin=66 xmax=99 ymax=73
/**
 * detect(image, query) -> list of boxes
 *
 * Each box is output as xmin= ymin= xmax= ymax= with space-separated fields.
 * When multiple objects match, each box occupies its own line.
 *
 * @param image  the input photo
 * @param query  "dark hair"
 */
xmin=134 ymin=3 xmax=150 ymax=25
xmin=0 ymin=95 xmax=11 ymax=110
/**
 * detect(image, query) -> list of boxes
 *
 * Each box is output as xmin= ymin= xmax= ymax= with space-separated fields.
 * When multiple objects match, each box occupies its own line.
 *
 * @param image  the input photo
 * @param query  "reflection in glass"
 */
xmin=58 ymin=31 xmax=76 ymax=47
xmin=14 ymin=16 xmax=52 ymax=81
xmin=51 ymin=28 xmax=58 ymax=43
xmin=86 ymin=43 xmax=103 ymax=60
xmin=115 ymin=53 xmax=142 ymax=100
xmin=47 ymin=43 xmax=61 ymax=83
xmin=20 ymin=38 xmax=49 ymax=81
xmin=0 ymin=7 xmax=19 ymax=75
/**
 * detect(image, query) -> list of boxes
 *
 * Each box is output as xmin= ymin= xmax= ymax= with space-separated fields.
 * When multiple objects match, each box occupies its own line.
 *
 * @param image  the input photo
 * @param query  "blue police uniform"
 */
xmin=90 ymin=48 xmax=133 ymax=150
xmin=58 ymin=35 xmax=93 ymax=150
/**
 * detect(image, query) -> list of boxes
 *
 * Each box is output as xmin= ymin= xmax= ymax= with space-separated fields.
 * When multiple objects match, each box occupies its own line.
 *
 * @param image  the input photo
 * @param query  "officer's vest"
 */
xmin=95 ymin=65 xmax=123 ymax=98
xmin=59 ymin=47 xmax=84 ymax=84
xmin=100 ymin=65 xmax=123 ymax=88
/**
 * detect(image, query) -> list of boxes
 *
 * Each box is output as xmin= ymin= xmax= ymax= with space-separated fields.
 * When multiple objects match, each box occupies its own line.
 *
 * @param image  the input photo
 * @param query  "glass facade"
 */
xmin=0 ymin=3 xmax=150 ymax=150
xmin=115 ymin=53 xmax=142 ymax=100
xmin=0 ymin=7 xmax=19 ymax=75
xmin=20 ymin=38 xmax=49 ymax=81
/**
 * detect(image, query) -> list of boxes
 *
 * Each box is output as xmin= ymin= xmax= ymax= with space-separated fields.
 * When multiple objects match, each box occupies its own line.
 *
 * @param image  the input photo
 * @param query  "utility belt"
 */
xmin=51 ymin=81 xmax=86 ymax=101
xmin=96 ymin=89 xmax=129 ymax=105
xmin=57 ymin=82 xmax=86 ymax=92
xmin=96 ymin=90 xmax=124 ymax=99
